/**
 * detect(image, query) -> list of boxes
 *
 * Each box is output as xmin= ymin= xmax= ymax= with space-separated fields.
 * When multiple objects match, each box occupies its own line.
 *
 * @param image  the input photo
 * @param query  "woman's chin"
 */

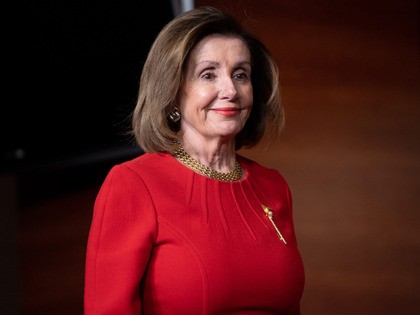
xmin=211 ymin=124 xmax=244 ymax=138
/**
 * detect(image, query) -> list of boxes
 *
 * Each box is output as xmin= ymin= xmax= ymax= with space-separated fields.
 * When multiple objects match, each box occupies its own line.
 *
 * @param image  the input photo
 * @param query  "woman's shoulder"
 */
xmin=238 ymin=154 xmax=288 ymax=186
xmin=111 ymin=152 xmax=172 ymax=176
xmin=124 ymin=151 xmax=167 ymax=166
xmin=97 ymin=152 xmax=176 ymax=194
xmin=99 ymin=152 xmax=171 ymax=184
xmin=238 ymin=154 xmax=283 ymax=175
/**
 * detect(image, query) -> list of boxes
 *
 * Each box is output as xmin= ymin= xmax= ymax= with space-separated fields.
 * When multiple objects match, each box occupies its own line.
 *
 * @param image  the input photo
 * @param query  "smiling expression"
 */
xmin=179 ymin=34 xmax=253 ymax=143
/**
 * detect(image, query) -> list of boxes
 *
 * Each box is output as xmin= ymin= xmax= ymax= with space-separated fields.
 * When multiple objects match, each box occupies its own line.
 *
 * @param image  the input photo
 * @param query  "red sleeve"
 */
xmin=84 ymin=164 xmax=157 ymax=314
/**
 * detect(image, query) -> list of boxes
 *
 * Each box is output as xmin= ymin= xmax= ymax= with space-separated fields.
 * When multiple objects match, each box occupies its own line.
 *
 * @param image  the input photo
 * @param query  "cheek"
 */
xmin=238 ymin=83 xmax=253 ymax=104
xmin=246 ymin=86 xmax=253 ymax=103
xmin=182 ymin=86 xmax=215 ymax=112
xmin=194 ymin=85 xmax=215 ymax=103
xmin=242 ymin=107 xmax=252 ymax=124
xmin=242 ymin=94 xmax=253 ymax=121
xmin=244 ymin=90 xmax=253 ymax=112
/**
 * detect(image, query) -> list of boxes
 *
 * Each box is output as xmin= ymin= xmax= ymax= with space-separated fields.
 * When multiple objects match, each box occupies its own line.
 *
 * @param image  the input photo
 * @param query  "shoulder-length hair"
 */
xmin=131 ymin=6 xmax=283 ymax=152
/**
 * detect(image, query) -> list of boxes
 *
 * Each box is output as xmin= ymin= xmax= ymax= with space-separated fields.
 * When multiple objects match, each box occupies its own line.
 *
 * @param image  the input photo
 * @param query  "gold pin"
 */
xmin=262 ymin=205 xmax=287 ymax=244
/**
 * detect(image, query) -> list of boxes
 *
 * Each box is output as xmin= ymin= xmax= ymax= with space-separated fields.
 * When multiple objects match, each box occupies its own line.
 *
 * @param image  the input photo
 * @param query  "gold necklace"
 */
xmin=173 ymin=144 xmax=243 ymax=182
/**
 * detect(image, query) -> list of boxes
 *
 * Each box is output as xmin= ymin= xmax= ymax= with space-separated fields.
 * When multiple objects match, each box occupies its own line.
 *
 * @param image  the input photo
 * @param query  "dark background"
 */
xmin=3 ymin=0 xmax=174 ymax=174
xmin=3 ymin=0 xmax=175 ymax=203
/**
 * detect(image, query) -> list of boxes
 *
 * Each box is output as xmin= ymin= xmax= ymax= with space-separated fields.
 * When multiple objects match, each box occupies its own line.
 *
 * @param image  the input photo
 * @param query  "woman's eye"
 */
xmin=201 ymin=72 xmax=215 ymax=80
xmin=234 ymin=72 xmax=249 ymax=81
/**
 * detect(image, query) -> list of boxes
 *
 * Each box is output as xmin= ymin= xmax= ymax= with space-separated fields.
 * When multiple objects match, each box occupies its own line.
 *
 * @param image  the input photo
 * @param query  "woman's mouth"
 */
xmin=212 ymin=108 xmax=242 ymax=116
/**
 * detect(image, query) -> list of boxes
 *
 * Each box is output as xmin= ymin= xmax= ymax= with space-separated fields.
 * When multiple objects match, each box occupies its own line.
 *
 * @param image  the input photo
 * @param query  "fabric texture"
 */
xmin=84 ymin=152 xmax=305 ymax=314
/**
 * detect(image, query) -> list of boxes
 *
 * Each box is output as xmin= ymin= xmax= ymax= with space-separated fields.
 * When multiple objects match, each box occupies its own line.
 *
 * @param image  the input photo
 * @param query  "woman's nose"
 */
xmin=218 ymin=76 xmax=238 ymax=100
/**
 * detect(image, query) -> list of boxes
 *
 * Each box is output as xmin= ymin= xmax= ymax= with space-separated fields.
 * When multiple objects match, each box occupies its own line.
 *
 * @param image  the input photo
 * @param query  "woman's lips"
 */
xmin=212 ymin=108 xmax=242 ymax=116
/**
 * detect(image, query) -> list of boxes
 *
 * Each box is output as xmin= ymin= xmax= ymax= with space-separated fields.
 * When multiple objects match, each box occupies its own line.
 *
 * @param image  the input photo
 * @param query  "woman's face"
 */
xmin=179 ymin=34 xmax=253 ymax=143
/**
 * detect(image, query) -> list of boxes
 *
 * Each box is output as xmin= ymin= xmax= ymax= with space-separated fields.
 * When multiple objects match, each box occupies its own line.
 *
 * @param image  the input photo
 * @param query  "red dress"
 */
xmin=84 ymin=152 xmax=305 ymax=314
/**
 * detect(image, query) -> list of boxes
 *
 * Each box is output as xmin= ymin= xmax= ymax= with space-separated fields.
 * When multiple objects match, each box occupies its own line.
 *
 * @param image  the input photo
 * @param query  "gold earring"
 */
xmin=168 ymin=106 xmax=181 ymax=122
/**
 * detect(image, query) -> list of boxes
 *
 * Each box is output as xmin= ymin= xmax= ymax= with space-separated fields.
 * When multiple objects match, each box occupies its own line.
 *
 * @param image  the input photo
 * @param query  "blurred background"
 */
xmin=1 ymin=0 xmax=419 ymax=314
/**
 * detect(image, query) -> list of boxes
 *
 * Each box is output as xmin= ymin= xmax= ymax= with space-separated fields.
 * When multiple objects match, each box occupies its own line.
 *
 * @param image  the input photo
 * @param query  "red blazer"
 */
xmin=84 ymin=152 xmax=305 ymax=314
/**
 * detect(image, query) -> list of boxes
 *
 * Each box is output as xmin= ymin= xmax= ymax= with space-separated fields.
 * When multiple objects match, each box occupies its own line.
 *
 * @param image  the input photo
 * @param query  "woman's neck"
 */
xmin=179 ymin=135 xmax=237 ymax=173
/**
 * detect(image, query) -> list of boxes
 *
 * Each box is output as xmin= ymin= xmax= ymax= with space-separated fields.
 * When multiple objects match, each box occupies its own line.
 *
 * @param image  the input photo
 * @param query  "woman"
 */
xmin=84 ymin=6 xmax=305 ymax=314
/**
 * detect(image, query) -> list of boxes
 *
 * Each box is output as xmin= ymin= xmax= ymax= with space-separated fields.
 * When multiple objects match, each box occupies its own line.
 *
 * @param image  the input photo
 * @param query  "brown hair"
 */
xmin=131 ymin=6 xmax=283 ymax=152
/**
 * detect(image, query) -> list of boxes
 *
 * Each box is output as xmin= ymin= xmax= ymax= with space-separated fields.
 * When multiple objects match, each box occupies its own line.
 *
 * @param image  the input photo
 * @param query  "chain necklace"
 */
xmin=173 ymin=143 xmax=243 ymax=182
